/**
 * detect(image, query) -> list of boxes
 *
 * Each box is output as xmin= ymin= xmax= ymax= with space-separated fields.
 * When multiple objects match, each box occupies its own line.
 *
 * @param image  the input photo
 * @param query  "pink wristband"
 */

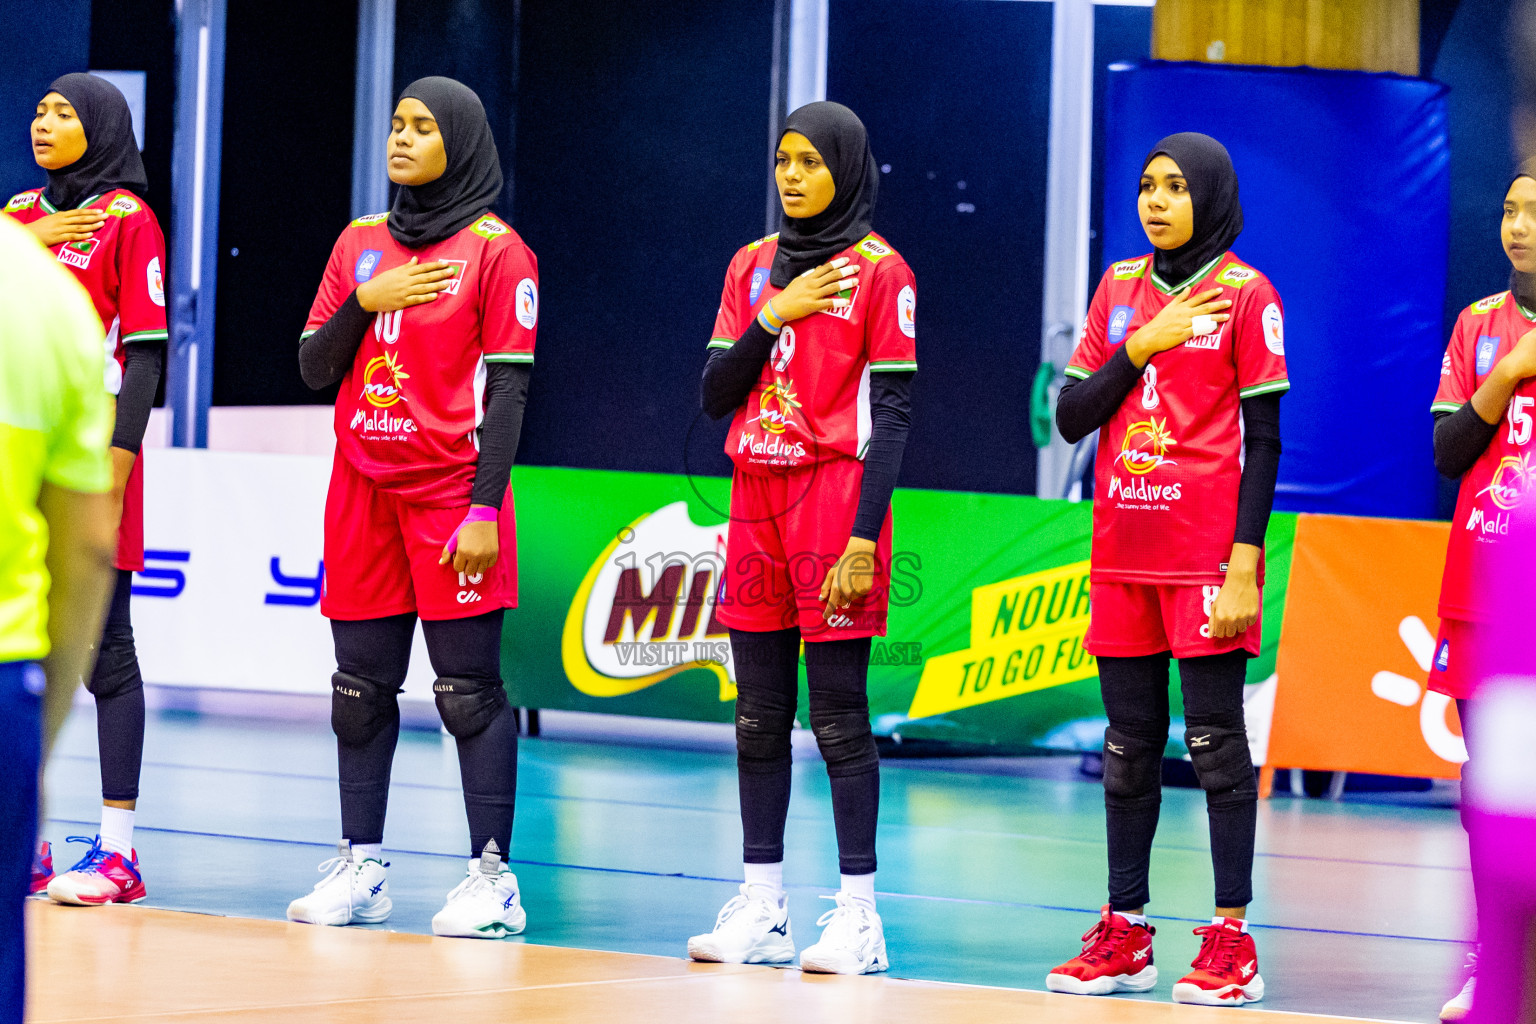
xmin=446 ymin=506 xmax=498 ymax=553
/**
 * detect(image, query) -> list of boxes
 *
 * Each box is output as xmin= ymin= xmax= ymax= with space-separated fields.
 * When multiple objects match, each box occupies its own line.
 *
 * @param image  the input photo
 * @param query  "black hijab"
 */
xmin=770 ymin=101 xmax=878 ymax=288
xmin=1509 ymin=170 xmax=1536 ymax=310
xmin=1142 ymin=132 xmax=1243 ymax=287
xmin=41 ymin=73 xmax=147 ymax=210
xmin=387 ymin=77 xmax=503 ymax=249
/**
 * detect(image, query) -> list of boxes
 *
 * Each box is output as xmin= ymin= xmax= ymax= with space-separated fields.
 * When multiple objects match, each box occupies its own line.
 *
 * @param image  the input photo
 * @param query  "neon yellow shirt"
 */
xmin=0 ymin=214 xmax=111 ymax=662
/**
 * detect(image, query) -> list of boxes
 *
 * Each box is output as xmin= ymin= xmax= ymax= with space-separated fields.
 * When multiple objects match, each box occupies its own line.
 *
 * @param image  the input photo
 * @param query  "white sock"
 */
xmin=840 ymin=873 xmax=876 ymax=909
xmin=743 ymin=862 xmax=784 ymax=899
xmin=1214 ymin=915 xmax=1249 ymax=932
xmin=1119 ymin=912 xmax=1149 ymax=927
xmin=99 ymin=806 xmax=134 ymax=856
xmin=352 ymin=842 xmax=383 ymax=863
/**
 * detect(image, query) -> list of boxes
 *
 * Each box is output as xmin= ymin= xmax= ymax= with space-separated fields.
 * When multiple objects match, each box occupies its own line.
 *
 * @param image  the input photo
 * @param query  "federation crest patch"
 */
xmin=1476 ymin=336 xmax=1500 ymax=375
xmin=1107 ymin=305 xmax=1134 ymax=345
xmin=354 ymin=249 xmax=383 ymax=283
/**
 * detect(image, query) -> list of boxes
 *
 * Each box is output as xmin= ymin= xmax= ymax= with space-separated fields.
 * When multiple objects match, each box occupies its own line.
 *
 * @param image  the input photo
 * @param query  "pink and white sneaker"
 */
xmin=30 ymin=841 xmax=53 ymax=895
xmin=46 ymin=835 xmax=146 ymax=906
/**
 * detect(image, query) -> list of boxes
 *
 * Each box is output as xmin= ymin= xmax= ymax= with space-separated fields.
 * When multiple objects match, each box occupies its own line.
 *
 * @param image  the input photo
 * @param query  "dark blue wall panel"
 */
xmin=0 ymin=0 xmax=90 ymax=202
xmin=1090 ymin=3 xmax=1153 ymax=282
xmin=829 ymin=0 xmax=1053 ymax=496
xmin=507 ymin=0 xmax=773 ymax=479
xmin=1102 ymin=62 xmax=1450 ymax=519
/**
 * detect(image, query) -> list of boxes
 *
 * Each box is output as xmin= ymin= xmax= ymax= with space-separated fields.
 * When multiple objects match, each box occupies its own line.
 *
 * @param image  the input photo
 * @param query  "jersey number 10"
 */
xmin=375 ymin=309 xmax=403 ymax=345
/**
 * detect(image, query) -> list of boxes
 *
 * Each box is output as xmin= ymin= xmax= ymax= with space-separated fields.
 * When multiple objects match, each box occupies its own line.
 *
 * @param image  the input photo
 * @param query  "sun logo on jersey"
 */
xmin=1116 ymin=417 xmax=1178 ymax=475
xmin=1476 ymin=453 xmax=1533 ymax=510
xmin=361 ymin=351 xmax=410 ymax=408
xmin=754 ymin=379 xmax=802 ymax=434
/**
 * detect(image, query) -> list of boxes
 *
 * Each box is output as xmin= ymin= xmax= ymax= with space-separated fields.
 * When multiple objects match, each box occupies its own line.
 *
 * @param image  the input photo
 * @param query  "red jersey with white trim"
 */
xmin=304 ymin=211 xmax=537 ymax=507
xmin=1431 ymin=290 xmax=1536 ymax=622
xmin=709 ymin=232 xmax=917 ymax=473
xmin=1065 ymin=251 xmax=1289 ymax=585
xmin=4 ymin=187 xmax=169 ymax=394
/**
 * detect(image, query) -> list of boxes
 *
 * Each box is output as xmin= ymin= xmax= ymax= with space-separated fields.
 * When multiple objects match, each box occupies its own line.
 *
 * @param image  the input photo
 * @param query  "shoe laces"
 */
xmin=715 ymin=884 xmax=778 ymax=932
xmin=310 ymin=855 xmax=353 ymax=890
xmin=1190 ymin=923 xmax=1246 ymax=975
xmin=1076 ymin=916 xmax=1135 ymax=966
xmin=61 ymin=835 xmax=111 ymax=875
xmin=813 ymin=893 xmax=872 ymax=947
xmin=448 ymin=863 xmax=507 ymax=904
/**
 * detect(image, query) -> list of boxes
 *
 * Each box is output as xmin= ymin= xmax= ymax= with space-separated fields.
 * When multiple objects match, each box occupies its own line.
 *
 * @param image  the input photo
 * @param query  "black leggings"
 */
xmin=331 ymin=610 xmax=517 ymax=859
xmin=732 ymin=628 xmax=880 ymax=876
xmin=1099 ymin=650 xmax=1257 ymax=911
xmin=87 ymin=569 xmax=145 ymax=803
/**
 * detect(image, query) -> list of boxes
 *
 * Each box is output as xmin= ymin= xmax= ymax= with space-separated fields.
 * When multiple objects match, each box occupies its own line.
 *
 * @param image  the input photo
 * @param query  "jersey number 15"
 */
xmin=1509 ymin=395 xmax=1534 ymax=447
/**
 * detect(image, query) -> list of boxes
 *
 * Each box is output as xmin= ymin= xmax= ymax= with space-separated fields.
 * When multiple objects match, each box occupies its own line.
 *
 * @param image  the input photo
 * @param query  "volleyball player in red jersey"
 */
xmin=687 ymin=102 xmax=916 ymax=975
xmin=284 ymin=78 xmax=535 ymax=939
xmin=1425 ymin=171 xmax=1536 ymax=1023
xmin=1048 ymin=134 xmax=1287 ymax=1006
xmin=7 ymin=74 xmax=166 ymax=907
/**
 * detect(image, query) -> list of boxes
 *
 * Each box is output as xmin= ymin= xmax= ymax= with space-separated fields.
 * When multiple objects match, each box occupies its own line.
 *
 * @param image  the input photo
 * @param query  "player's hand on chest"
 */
xmin=758 ymin=257 xmax=860 ymax=324
xmin=355 ymin=256 xmax=462 ymax=315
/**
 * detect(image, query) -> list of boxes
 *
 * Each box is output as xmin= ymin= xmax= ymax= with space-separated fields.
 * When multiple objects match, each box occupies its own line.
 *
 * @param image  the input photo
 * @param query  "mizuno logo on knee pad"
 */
xmin=1189 ymin=734 xmax=1211 ymax=748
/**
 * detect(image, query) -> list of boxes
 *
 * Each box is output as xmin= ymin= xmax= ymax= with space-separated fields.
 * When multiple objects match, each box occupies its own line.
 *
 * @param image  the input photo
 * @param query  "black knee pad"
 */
xmin=806 ymin=701 xmax=878 ymax=779
xmin=433 ymin=675 xmax=509 ymax=739
xmin=1184 ymin=724 xmax=1254 ymax=793
xmin=331 ymin=671 xmax=401 ymax=747
xmin=734 ymin=693 xmax=795 ymax=771
xmin=87 ymin=630 xmax=142 ymax=700
xmin=1102 ymin=726 xmax=1163 ymax=799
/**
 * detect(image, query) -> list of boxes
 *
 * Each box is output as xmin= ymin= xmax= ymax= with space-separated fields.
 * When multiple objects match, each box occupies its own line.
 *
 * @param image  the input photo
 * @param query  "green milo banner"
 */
xmin=504 ymin=465 xmax=1296 ymax=752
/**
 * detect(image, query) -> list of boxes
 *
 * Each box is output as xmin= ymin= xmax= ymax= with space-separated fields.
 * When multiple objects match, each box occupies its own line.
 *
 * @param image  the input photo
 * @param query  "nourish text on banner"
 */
xmin=908 ymin=561 xmax=1095 ymax=720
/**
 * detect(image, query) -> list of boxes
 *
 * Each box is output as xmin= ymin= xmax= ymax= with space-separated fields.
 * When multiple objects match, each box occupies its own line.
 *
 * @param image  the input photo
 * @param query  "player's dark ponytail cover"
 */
xmin=769 ymin=101 xmax=879 ymax=288
xmin=387 ymin=76 xmax=503 ymax=249
xmin=1142 ymin=132 xmax=1243 ymax=287
xmin=1510 ymin=168 xmax=1536 ymax=309
xmin=41 ymin=73 xmax=148 ymax=211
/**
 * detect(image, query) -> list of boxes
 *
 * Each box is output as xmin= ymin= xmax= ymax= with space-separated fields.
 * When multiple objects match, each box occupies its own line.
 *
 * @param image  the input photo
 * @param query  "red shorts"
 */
xmin=1427 ymin=618 xmax=1479 ymax=700
xmin=115 ymin=452 xmax=144 ymax=572
xmin=717 ymin=458 xmax=892 ymax=641
xmin=1084 ymin=581 xmax=1260 ymax=659
xmin=320 ymin=452 xmax=517 ymax=621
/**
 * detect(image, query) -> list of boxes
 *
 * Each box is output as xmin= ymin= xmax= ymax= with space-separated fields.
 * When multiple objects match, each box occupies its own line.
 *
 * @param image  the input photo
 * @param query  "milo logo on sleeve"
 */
xmin=1215 ymin=263 xmax=1256 ymax=288
xmin=471 ymin=215 xmax=509 ymax=240
xmin=1112 ymin=257 xmax=1148 ymax=280
xmin=106 ymin=195 xmax=142 ymax=218
xmin=5 ymin=191 xmax=40 ymax=213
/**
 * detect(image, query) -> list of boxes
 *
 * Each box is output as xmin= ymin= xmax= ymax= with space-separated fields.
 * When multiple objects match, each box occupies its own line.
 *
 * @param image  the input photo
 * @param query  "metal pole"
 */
xmin=351 ymin=0 xmax=396 ymax=219
xmin=167 ymin=0 xmax=226 ymax=448
xmin=765 ymin=0 xmax=791 ymax=234
xmin=1036 ymin=0 xmax=1096 ymax=498
xmin=786 ymin=0 xmax=828 ymax=114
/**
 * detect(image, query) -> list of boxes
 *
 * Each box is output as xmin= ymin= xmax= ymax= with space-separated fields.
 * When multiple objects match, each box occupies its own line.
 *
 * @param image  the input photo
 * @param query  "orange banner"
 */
xmin=1268 ymin=514 xmax=1464 ymax=779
